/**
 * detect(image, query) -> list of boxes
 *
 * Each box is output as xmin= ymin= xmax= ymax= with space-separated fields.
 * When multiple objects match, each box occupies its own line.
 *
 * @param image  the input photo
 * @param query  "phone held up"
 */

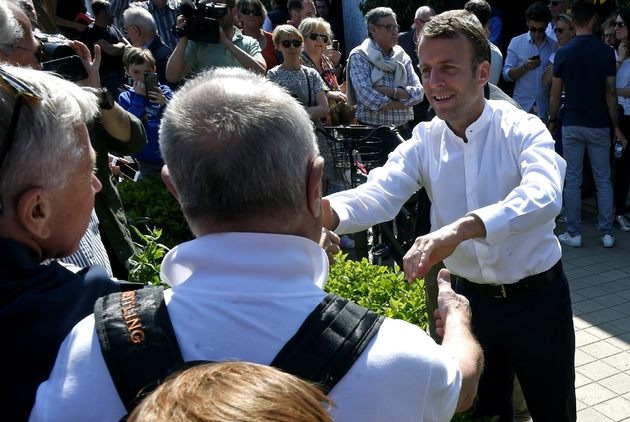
xmin=111 ymin=157 xmax=139 ymax=182
xmin=530 ymin=55 xmax=540 ymax=61
xmin=144 ymin=72 xmax=158 ymax=96
xmin=332 ymin=39 xmax=339 ymax=50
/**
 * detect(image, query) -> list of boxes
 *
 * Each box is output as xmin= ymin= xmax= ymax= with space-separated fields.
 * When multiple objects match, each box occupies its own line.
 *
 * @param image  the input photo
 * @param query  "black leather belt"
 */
xmin=454 ymin=260 xmax=563 ymax=298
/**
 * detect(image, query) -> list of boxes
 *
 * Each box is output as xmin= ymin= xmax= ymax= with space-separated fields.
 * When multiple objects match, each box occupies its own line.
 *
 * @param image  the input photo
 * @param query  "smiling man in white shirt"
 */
xmin=325 ymin=10 xmax=575 ymax=422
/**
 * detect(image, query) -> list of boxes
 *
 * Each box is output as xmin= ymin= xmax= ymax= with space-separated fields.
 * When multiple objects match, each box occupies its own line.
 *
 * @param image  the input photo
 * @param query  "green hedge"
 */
xmin=118 ymin=175 xmax=194 ymax=248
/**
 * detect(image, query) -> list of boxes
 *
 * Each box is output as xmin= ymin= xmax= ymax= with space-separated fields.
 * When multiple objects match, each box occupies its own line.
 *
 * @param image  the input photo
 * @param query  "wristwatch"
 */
xmin=98 ymin=87 xmax=115 ymax=110
xmin=393 ymin=86 xmax=400 ymax=100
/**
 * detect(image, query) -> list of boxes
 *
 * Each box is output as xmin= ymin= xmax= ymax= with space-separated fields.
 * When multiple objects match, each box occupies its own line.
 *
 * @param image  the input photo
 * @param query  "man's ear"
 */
xmin=306 ymin=156 xmax=324 ymax=219
xmin=477 ymin=60 xmax=491 ymax=86
xmin=161 ymin=165 xmax=180 ymax=201
xmin=15 ymin=187 xmax=52 ymax=240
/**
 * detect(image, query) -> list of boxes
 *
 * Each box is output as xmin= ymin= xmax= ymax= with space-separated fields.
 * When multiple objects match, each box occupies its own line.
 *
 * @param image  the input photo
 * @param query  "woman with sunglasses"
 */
xmin=611 ymin=9 xmax=630 ymax=231
xmin=298 ymin=18 xmax=347 ymax=120
xmin=236 ymin=0 xmax=278 ymax=71
xmin=542 ymin=14 xmax=574 ymax=87
xmin=268 ymin=25 xmax=334 ymax=193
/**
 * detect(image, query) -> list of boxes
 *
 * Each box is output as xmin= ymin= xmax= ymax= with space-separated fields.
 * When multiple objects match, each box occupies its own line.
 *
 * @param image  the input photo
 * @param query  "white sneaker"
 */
xmin=602 ymin=234 xmax=615 ymax=248
xmin=615 ymin=215 xmax=630 ymax=232
xmin=558 ymin=232 xmax=582 ymax=247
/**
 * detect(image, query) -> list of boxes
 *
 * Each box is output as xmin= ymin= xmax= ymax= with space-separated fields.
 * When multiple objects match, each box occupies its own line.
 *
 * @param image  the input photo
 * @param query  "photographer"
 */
xmin=165 ymin=0 xmax=265 ymax=83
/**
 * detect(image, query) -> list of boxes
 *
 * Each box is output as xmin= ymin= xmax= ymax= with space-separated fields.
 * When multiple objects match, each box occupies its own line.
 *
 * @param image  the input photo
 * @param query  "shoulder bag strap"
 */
xmin=271 ymin=292 xmax=384 ymax=393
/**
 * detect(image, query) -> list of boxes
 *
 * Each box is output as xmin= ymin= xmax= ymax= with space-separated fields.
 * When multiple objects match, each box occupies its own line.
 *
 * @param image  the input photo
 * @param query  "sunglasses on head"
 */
xmin=0 ymin=67 xmax=42 ymax=213
xmin=280 ymin=39 xmax=302 ymax=48
xmin=240 ymin=8 xmax=261 ymax=16
xmin=615 ymin=21 xmax=626 ymax=28
xmin=309 ymin=33 xmax=329 ymax=43
xmin=529 ymin=26 xmax=547 ymax=34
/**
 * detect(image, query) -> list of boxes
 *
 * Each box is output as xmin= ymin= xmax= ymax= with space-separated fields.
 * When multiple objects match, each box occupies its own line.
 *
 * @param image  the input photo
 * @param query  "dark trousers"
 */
xmin=455 ymin=269 xmax=576 ymax=422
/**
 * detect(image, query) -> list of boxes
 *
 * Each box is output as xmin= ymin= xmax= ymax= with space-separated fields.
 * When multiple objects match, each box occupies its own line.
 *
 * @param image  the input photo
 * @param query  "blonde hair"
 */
xmin=298 ymin=17 xmax=332 ymax=44
xmin=272 ymin=24 xmax=303 ymax=46
xmin=127 ymin=361 xmax=335 ymax=422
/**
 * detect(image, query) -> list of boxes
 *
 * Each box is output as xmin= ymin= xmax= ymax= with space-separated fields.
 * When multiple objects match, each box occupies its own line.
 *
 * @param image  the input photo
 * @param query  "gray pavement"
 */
xmin=556 ymin=205 xmax=630 ymax=421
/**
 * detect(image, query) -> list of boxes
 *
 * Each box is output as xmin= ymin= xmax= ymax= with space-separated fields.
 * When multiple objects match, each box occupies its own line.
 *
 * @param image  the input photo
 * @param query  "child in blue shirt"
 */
xmin=118 ymin=47 xmax=173 ymax=177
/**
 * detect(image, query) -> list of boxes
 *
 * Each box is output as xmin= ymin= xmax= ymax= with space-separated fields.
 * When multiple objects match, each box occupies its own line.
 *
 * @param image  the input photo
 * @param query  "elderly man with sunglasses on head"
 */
xmin=345 ymin=7 xmax=423 ymax=141
xmin=503 ymin=1 xmax=556 ymax=120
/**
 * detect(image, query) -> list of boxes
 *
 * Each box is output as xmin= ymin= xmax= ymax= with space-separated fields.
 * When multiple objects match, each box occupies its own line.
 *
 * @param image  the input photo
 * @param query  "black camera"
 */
xmin=172 ymin=0 xmax=228 ymax=44
xmin=35 ymin=33 xmax=89 ymax=81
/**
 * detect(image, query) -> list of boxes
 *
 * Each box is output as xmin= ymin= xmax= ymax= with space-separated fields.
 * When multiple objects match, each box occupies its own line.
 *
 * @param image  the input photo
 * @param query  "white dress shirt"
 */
xmin=328 ymin=100 xmax=566 ymax=284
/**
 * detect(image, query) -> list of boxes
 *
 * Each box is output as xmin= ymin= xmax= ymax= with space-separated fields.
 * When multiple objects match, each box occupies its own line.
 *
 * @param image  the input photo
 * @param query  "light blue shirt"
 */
xmin=502 ymin=31 xmax=557 ymax=118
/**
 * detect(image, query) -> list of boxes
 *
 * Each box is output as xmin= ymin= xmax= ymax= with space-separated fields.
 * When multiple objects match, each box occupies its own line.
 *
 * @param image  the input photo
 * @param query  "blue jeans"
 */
xmin=562 ymin=125 xmax=614 ymax=236
xmin=457 ymin=268 xmax=576 ymax=422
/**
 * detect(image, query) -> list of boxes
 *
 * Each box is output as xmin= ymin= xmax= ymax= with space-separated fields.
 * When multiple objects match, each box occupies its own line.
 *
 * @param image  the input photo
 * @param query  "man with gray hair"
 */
xmin=346 ymin=7 xmax=423 ymax=140
xmin=31 ymin=67 xmax=482 ymax=422
xmin=0 ymin=64 xmax=124 ymax=420
xmin=122 ymin=6 xmax=173 ymax=86
xmin=0 ymin=0 xmax=41 ymax=69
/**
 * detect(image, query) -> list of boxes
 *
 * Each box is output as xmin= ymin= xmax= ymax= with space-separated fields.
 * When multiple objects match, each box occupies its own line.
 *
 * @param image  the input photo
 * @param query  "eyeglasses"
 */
xmin=240 ymin=8 xmax=261 ymax=16
xmin=0 ymin=67 xmax=42 ymax=213
xmin=309 ymin=32 xmax=329 ymax=43
xmin=615 ymin=21 xmax=626 ymax=28
xmin=374 ymin=23 xmax=400 ymax=33
xmin=15 ymin=44 xmax=45 ymax=63
xmin=529 ymin=26 xmax=547 ymax=34
xmin=547 ymin=0 xmax=566 ymax=5
xmin=554 ymin=27 xmax=571 ymax=34
xmin=280 ymin=39 xmax=302 ymax=48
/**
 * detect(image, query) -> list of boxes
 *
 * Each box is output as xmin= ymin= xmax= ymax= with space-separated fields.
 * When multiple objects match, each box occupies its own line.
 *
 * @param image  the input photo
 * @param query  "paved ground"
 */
xmin=556 ymin=206 xmax=630 ymax=421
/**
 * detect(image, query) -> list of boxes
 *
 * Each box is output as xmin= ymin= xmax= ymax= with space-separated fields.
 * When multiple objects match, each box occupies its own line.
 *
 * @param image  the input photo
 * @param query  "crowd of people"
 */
xmin=0 ymin=0 xmax=627 ymax=421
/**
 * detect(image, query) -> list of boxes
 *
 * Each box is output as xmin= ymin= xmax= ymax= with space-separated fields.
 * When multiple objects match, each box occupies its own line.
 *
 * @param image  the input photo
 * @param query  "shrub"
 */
xmin=118 ymin=175 xmax=194 ymax=248
xmin=326 ymin=254 xmax=428 ymax=328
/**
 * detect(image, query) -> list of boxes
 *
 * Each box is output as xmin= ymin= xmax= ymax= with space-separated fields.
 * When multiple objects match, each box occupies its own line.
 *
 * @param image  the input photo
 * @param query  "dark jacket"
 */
xmin=0 ymin=239 xmax=122 ymax=420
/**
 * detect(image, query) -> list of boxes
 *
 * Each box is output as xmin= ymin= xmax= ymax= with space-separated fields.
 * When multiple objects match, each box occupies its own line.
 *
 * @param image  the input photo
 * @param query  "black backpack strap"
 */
xmin=270 ymin=292 xmax=385 ymax=393
xmin=94 ymin=286 xmax=184 ymax=413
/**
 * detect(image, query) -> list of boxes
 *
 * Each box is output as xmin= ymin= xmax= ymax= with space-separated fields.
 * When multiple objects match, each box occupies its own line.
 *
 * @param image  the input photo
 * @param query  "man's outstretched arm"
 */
xmin=435 ymin=269 xmax=483 ymax=412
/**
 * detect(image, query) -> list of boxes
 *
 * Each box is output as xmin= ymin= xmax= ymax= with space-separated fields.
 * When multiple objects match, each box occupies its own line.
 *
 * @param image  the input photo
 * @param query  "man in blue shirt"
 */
xmin=346 ymin=7 xmax=423 ymax=140
xmin=502 ymin=1 xmax=556 ymax=119
xmin=549 ymin=0 xmax=626 ymax=248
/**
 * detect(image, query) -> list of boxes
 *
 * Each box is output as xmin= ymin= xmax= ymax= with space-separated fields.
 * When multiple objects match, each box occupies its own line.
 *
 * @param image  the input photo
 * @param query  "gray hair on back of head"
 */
xmin=159 ymin=67 xmax=319 ymax=236
xmin=0 ymin=64 xmax=99 ymax=208
xmin=123 ymin=6 xmax=157 ymax=35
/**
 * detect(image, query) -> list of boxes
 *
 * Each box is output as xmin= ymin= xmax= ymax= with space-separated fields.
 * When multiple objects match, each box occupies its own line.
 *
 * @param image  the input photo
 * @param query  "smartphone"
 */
xmin=530 ymin=55 xmax=540 ymax=60
xmin=111 ymin=157 xmax=139 ymax=182
xmin=42 ymin=55 xmax=89 ymax=82
xmin=332 ymin=39 xmax=339 ymax=50
xmin=144 ymin=72 xmax=158 ymax=95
